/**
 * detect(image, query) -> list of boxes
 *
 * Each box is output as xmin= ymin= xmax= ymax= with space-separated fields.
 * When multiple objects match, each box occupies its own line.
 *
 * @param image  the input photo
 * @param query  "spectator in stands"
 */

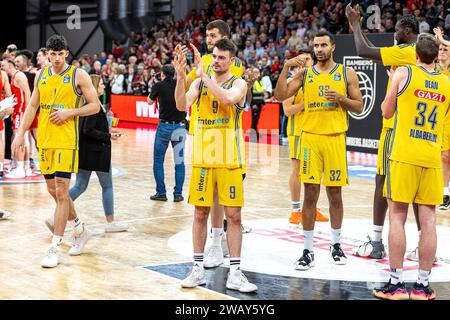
xmin=110 ymin=65 xmax=125 ymax=95
xmin=90 ymin=60 xmax=102 ymax=76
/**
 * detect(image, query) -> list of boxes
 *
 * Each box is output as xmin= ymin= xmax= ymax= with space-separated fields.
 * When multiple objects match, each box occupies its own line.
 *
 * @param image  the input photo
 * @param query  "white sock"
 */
xmin=230 ymin=257 xmax=241 ymax=273
xmin=303 ymin=230 xmax=314 ymax=251
xmin=211 ymin=228 xmax=223 ymax=245
xmin=292 ymin=201 xmax=301 ymax=212
xmin=372 ymin=225 xmax=383 ymax=242
xmin=417 ymin=269 xmax=431 ymax=286
xmin=330 ymin=228 xmax=341 ymax=245
xmin=24 ymin=160 xmax=30 ymax=170
xmin=51 ymin=235 xmax=62 ymax=248
xmin=444 ymin=187 xmax=449 ymax=196
xmin=0 ymin=163 xmax=3 ymax=171
xmin=17 ymin=161 xmax=24 ymax=170
xmin=193 ymin=253 xmax=204 ymax=269
xmin=390 ymin=268 xmax=403 ymax=285
xmin=70 ymin=217 xmax=83 ymax=235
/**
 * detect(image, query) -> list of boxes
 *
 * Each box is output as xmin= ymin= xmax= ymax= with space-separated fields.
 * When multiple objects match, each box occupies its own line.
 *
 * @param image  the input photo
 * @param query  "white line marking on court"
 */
xmin=138 ymin=265 xmax=238 ymax=300
xmin=0 ymin=213 xmax=193 ymax=243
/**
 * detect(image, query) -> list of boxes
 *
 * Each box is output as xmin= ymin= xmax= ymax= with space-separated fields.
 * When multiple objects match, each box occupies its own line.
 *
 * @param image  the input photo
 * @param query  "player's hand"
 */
xmin=11 ymin=134 xmax=25 ymax=157
xmin=386 ymin=69 xmax=393 ymax=79
xmin=190 ymin=44 xmax=205 ymax=80
xmin=0 ymin=107 xmax=14 ymax=117
xmin=324 ymin=89 xmax=344 ymax=103
xmin=173 ymin=52 xmax=187 ymax=80
xmin=434 ymin=27 xmax=444 ymax=43
xmin=49 ymin=108 xmax=73 ymax=125
xmin=346 ymin=4 xmax=361 ymax=26
xmin=174 ymin=43 xmax=189 ymax=57
xmin=284 ymin=55 xmax=306 ymax=68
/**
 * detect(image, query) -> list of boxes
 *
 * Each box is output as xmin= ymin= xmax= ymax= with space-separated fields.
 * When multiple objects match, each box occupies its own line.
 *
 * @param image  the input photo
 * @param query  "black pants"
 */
xmin=251 ymin=103 xmax=263 ymax=139
xmin=4 ymin=117 xmax=12 ymax=160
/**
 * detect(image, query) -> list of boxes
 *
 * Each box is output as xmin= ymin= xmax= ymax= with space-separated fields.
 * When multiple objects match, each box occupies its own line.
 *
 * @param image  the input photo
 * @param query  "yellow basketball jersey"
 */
xmin=380 ymin=43 xmax=417 ymax=129
xmin=188 ymin=54 xmax=244 ymax=135
xmin=436 ymin=63 xmax=450 ymax=125
xmin=37 ymin=64 xmax=81 ymax=150
xmin=389 ymin=65 xmax=450 ymax=168
xmin=301 ymin=63 xmax=348 ymax=135
xmin=287 ymin=89 xmax=304 ymax=137
xmin=192 ymin=76 xmax=245 ymax=168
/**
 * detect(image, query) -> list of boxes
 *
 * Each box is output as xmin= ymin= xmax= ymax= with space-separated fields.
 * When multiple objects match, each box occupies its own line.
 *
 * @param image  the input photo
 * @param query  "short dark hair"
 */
xmin=46 ymin=34 xmax=69 ymax=51
xmin=206 ymin=20 xmax=230 ymax=37
xmin=214 ymin=39 xmax=237 ymax=57
xmin=18 ymin=49 xmax=34 ymax=61
xmin=161 ymin=64 xmax=175 ymax=78
xmin=38 ymin=48 xmax=48 ymax=55
xmin=314 ymin=31 xmax=335 ymax=44
xmin=398 ymin=14 xmax=419 ymax=35
xmin=297 ymin=48 xmax=314 ymax=58
xmin=15 ymin=53 xmax=29 ymax=63
xmin=416 ymin=33 xmax=439 ymax=64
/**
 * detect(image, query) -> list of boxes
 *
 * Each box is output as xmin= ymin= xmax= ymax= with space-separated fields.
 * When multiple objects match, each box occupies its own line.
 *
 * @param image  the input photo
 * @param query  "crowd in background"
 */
xmin=1 ymin=1 xmax=449 ymax=103
xmin=47 ymin=0 xmax=450 ymax=103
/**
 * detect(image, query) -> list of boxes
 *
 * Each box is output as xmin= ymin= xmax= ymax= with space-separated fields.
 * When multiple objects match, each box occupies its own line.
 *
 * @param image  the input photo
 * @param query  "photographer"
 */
xmin=148 ymin=65 xmax=187 ymax=202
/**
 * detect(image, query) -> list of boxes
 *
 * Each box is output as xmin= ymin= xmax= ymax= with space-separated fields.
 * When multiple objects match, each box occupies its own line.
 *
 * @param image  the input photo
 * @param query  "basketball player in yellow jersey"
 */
xmin=347 ymin=6 xmax=421 ymax=259
xmin=173 ymin=39 xmax=257 ymax=292
xmin=12 ymin=35 xmax=100 ymax=268
xmin=282 ymin=50 xmax=328 ymax=225
xmin=277 ymin=31 xmax=363 ymax=270
xmin=175 ymin=20 xmax=247 ymax=269
xmin=373 ymin=34 xmax=450 ymax=300
xmin=433 ymin=27 xmax=450 ymax=210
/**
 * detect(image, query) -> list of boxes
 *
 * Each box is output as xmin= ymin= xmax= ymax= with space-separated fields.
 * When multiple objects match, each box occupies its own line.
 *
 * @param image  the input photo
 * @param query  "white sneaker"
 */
xmin=204 ymin=244 xmax=224 ymax=268
xmin=226 ymin=269 xmax=258 ymax=293
xmin=241 ymin=224 xmax=252 ymax=233
xmin=221 ymin=233 xmax=229 ymax=257
xmin=69 ymin=225 xmax=92 ymax=256
xmin=45 ymin=215 xmax=55 ymax=234
xmin=0 ymin=209 xmax=12 ymax=220
xmin=407 ymin=247 xmax=438 ymax=263
xmin=5 ymin=167 xmax=26 ymax=179
xmin=407 ymin=247 xmax=419 ymax=261
xmin=25 ymin=168 xmax=34 ymax=177
xmin=41 ymin=246 xmax=59 ymax=268
xmin=105 ymin=221 xmax=129 ymax=233
xmin=181 ymin=265 xmax=206 ymax=288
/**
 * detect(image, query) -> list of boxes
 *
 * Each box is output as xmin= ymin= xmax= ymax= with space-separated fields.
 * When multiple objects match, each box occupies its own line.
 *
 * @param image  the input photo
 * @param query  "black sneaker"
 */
xmin=410 ymin=282 xmax=437 ymax=300
xmin=438 ymin=195 xmax=450 ymax=210
xmin=294 ymin=249 xmax=315 ymax=270
xmin=150 ymin=193 xmax=168 ymax=201
xmin=373 ymin=280 xmax=409 ymax=300
xmin=173 ymin=195 xmax=184 ymax=202
xmin=330 ymin=243 xmax=347 ymax=265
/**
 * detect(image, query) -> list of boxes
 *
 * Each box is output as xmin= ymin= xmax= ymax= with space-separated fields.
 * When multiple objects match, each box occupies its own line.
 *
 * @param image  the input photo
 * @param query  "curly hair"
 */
xmin=46 ymin=34 xmax=68 ymax=51
xmin=398 ymin=14 xmax=419 ymax=35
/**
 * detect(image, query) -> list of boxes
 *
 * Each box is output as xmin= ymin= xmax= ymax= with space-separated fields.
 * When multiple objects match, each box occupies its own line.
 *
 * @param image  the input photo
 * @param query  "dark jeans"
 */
xmin=153 ymin=122 xmax=186 ymax=196
xmin=251 ymin=103 xmax=263 ymax=140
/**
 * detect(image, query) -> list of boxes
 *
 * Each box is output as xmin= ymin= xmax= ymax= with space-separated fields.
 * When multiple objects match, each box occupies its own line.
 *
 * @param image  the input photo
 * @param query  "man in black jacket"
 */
xmin=148 ymin=64 xmax=187 ymax=202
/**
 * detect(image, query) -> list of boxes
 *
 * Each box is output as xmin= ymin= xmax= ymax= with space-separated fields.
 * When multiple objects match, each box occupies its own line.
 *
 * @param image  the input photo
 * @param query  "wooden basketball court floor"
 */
xmin=1 ymin=126 xmax=450 ymax=300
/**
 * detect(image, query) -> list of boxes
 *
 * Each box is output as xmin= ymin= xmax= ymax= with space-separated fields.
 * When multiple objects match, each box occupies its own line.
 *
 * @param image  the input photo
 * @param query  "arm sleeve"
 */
xmin=149 ymin=83 xmax=160 ymax=101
